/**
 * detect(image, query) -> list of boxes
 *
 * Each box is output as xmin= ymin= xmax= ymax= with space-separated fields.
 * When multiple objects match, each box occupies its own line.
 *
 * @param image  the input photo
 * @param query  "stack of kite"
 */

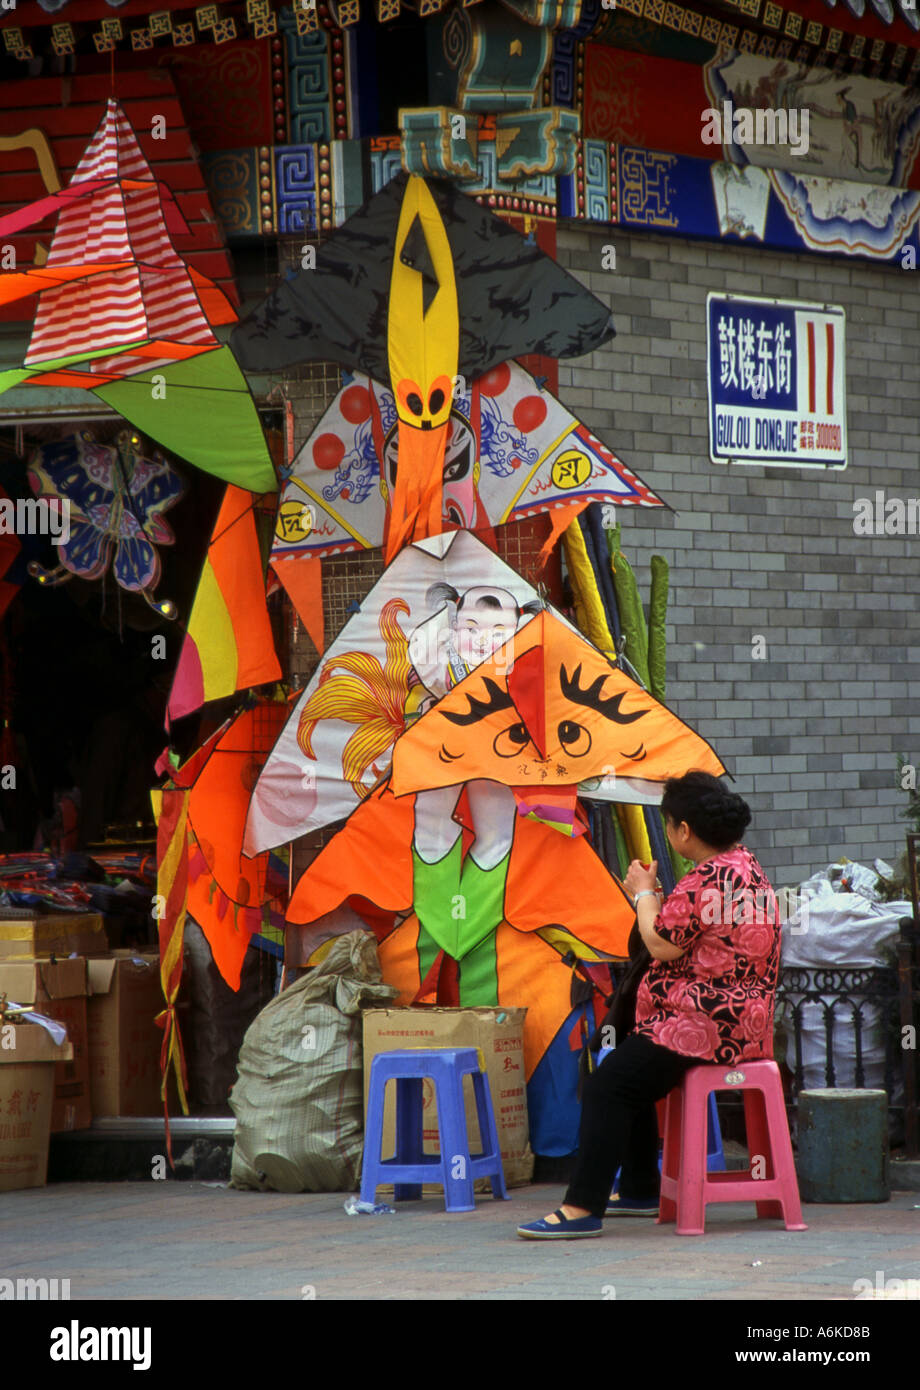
xmin=4 ymin=115 xmax=729 ymax=1151
xmin=0 ymin=97 xmax=275 ymax=494
xmin=0 ymin=98 xmax=286 ymax=1132
xmin=228 ymin=172 xmax=727 ymax=1156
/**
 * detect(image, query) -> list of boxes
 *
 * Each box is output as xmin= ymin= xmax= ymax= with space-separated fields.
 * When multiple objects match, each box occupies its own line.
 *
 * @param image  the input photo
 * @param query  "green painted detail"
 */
xmin=93 ymin=346 xmax=277 ymax=493
xmin=495 ymin=109 xmax=579 ymax=180
xmin=0 ymin=368 xmax=32 ymax=398
xmin=500 ymin=0 xmax=582 ymax=29
xmin=457 ymin=851 xmax=510 ymax=957
xmin=0 ymin=339 xmax=151 ymax=400
xmin=454 ymin=7 xmax=551 ymax=113
xmin=457 ymin=933 xmax=499 ymax=1006
xmin=412 ymin=842 xmax=510 ymax=960
xmin=412 ymin=837 xmax=464 ymax=962
xmin=400 ymin=109 xmax=479 ymax=181
xmin=336 ymin=137 xmax=367 ymax=216
xmin=400 ymin=106 xmax=578 ymax=182
xmin=595 ymin=11 xmax=714 ymax=63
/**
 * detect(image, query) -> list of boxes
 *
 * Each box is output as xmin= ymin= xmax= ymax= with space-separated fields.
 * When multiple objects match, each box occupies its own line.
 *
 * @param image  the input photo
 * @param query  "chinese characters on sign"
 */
xmin=707 ymin=294 xmax=847 ymax=468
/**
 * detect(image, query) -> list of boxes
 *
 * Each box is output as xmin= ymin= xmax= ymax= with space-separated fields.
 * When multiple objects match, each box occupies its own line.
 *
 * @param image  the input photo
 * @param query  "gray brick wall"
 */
xmin=556 ymin=225 xmax=920 ymax=888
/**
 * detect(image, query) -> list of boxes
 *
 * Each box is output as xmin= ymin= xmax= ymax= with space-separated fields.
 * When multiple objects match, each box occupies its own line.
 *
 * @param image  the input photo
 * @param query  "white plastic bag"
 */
xmin=780 ymin=861 xmax=909 ymax=1090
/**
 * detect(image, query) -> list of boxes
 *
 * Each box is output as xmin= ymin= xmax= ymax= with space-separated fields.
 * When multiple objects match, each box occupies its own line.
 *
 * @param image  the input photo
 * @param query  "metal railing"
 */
xmin=774 ymin=924 xmax=920 ymax=1156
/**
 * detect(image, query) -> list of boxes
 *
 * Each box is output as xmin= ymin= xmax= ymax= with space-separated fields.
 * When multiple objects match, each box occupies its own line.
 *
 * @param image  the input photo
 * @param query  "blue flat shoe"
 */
xmin=517 ymin=1208 xmax=602 ymax=1240
xmin=605 ymin=1194 xmax=659 ymax=1217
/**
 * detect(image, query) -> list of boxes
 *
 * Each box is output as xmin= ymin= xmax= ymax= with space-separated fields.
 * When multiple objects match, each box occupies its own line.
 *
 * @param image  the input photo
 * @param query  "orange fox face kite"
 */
xmin=390 ymin=609 xmax=723 ymax=796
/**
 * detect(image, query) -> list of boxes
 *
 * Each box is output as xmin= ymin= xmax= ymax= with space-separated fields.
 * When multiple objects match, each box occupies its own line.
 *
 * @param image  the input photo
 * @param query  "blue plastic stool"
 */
xmin=361 ymin=1048 xmax=510 ymax=1213
xmin=593 ymin=1045 xmax=726 ymax=1187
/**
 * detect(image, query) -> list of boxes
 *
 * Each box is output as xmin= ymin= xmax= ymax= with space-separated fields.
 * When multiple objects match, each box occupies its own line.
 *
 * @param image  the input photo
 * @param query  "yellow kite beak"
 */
xmin=384 ymin=176 xmax=459 ymax=561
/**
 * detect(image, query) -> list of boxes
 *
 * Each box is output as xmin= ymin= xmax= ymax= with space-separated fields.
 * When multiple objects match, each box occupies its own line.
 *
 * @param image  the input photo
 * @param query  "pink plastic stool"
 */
xmin=658 ymin=1060 xmax=808 ymax=1236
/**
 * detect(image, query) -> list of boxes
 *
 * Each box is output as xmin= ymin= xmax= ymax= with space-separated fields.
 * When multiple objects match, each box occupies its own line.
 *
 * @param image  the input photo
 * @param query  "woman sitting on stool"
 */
xmin=517 ymin=770 xmax=779 ymax=1239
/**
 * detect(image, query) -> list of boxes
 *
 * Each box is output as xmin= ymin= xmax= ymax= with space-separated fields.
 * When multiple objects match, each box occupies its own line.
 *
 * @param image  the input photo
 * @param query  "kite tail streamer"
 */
xmin=605 ymin=525 xmax=693 ymax=888
xmin=383 ymin=421 xmax=448 ymax=563
xmin=565 ymin=510 xmax=654 ymax=875
xmin=562 ymin=520 xmax=615 ymax=659
xmin=153 ymin=787 xmax=191 ymax=1167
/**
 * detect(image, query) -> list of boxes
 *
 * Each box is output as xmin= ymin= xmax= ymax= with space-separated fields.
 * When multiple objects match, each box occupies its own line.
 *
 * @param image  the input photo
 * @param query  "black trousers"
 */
xmin=564 ymin=1032 xmax=697 ymax=1218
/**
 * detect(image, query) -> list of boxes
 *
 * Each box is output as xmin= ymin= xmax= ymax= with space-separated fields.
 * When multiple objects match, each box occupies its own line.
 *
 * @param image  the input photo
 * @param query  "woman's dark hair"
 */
xmin=660 ymin=771 xmax=751 ymax=850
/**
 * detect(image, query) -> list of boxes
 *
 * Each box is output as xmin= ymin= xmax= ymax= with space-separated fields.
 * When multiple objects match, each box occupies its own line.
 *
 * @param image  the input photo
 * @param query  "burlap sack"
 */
xmin=229 ymin=931 xmax=397 ymax=1192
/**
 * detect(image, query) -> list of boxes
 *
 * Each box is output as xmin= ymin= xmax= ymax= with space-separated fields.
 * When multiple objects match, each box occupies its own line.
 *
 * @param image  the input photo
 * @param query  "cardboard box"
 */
xmin=0 ymin=958 xmax=91 ymax=1132
xmin=0 ymin=1021 xmax=73 ymax=1191
xmin=362 ymin=1007 xmax=534 ymax=1191
xmin=0 ymin=913 xmax=108 ymax=960
xmin=87 ymin=953 xmax=163 ymax=1116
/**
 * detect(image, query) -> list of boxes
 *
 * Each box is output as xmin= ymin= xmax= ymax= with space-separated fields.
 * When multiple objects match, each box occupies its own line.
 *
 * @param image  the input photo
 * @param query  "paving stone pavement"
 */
xmin=1 ymin=1181 xmax=919 ymax=1302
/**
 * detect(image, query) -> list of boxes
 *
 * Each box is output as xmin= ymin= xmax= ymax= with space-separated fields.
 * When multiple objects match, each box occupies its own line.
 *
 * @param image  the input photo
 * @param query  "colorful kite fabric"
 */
xmin=231 ymin=168 xmax=616 ymax=549
xmin=285 ymin=779 xmax=633 ymax=1087
xmin=0 ymin=99 xmax=275 ymax=494
xmin=230 ymin=170 xmax=616 ymax=385
xmin=152 ymin=722 xmax=223 ymax=1155
xmin=389 ymin=607 xmax=725 ymax=801
xmin=277 ymin=573 xmax=725 ymax=1146
xmin=271 ymin=361 xmax=663 ymax=561
xmin=382 ymin=175 xmax=460 ymax=558
xmin=184 ymin=703 xmax=289 ymax=991
xmin=154 ymin=702 xmax=288 ymax=1004
xmin=27 ymin=429 xmax=183 ymax=606
xmin=253 ymin=527 xmax=726 ymax=1151
xmin=245 ymin=530 xmax=539 ymax=855
xmin=154 ymin=777 xmax=191 ymax=1155
xmin=167 ymin=485 xmax=282 ymax=724
xmin=244 ymin=529 xmax=720 ymax=858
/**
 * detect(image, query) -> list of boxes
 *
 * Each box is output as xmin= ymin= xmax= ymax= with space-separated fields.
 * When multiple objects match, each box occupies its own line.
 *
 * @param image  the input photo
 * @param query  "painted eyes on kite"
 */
xmin=493 ymin=723 xmax=530 ymax=758
xmin=407 ymin=392 xmax=424 ymax=417
xmin=443 ymin=452 xmax=471 ymax=483
xmin=428 ymin=387 xmax=445 ymax=414
xmin=558 ymin=720 xmax=592 ymax=756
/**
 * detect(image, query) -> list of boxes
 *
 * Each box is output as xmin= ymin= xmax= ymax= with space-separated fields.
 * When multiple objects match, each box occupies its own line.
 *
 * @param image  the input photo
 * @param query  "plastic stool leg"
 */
xmin=471 ymin=1070 xmax=509 ymax=1200
xmin=393 ymin=1076 xmax=424 ymax=1202
xmin=359 ymin=1067 xmax=389 ymax=1206
xmin=675 ymin=1075 xmax=709 ymax=1236
xmin=742 ymin=1088 xmax=781 ymax=1219
xmin=433 ymin=1068 xmax=475 ymax=1213
xmin=658 ymin=1088 xmax=681 ymax=1225
xmin=761 ymin=1076 xmax=808 ymax=1231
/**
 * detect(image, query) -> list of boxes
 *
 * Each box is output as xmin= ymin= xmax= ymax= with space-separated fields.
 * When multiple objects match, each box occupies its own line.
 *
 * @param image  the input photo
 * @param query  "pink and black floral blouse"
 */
xmin=633 ymin=846 xmax=780 ymax=1064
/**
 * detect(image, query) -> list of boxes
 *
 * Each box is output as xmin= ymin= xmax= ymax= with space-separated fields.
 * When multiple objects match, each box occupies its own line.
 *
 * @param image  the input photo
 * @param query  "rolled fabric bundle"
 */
xmin=647 ymin=554 xmax=669 ymax=703
xmin=605 ymin=529 xmax=650 ymax=690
